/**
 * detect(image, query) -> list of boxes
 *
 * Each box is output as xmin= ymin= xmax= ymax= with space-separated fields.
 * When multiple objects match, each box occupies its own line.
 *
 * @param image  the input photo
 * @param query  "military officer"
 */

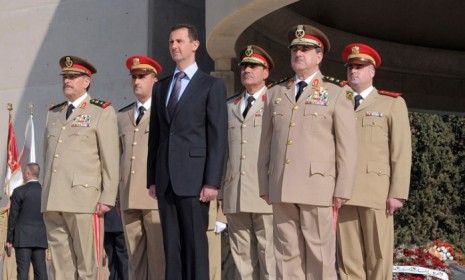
xmin=222 ymin=45 xmax=276 ymax=280
xmin=258 ymin=25 xmax=357 ymax=279
xmin=337 ymin=43 xmax=412 ymax=280
xmin=42 ymin=55 xmax=119 ymax=279
xmin=118 ymin=55 xmax=165 ymax=279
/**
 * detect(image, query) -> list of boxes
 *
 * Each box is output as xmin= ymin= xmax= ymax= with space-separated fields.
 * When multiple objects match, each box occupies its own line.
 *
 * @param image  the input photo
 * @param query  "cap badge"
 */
xmin=133 ymin=58 xmax=140 ymax=65
xmin=351 ymin=45 xmax=360 ymax=55
xmin=245 ymin=46 xmax=253 ymax=57
xmin=65 ymin=57 xmax=73 ymax=68
xmin=295 ymin=25 xmax=305 ymax=39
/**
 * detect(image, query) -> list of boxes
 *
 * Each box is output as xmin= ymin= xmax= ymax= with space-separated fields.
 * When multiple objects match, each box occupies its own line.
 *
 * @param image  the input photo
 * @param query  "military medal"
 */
xmin=346 ymin=91 xmax=354 ymax=100
xmin=366 ymin=111 xmax=384 ymax=117
xmin=274 ymin=97 xmax=282 ymax=104
xmin=71 ymin=114 xmax=92 ymax=127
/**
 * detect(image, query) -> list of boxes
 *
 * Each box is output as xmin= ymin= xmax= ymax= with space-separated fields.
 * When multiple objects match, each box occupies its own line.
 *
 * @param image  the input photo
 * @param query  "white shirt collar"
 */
xmin=68 ymin=92 xmax=88 ymax=108
xmin=356 ymin=86 xmax=374 ymax=99
xmin=174 ymin=62 xmax=198 ymax=80
xmin=136 ymin=97 xmax=151 ymax=111
xmin=245 ymin=85 xmax=266 ymax=101
xmin=294 ymin=71 xmax=319 ymax=86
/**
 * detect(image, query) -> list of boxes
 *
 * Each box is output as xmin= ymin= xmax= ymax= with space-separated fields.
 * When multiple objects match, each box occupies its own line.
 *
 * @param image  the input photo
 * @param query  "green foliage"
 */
xmin=395 ymin=112 xmax=465 ymax=252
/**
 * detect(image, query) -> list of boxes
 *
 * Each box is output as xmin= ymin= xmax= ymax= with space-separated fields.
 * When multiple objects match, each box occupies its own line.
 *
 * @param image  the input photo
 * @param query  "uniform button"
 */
xmin=62 ymin=126 xmax=66 ymax=130
xmin=131 ymin=170 xmax=135 ymax=174
xmin=54 ymin=154 xmax=59 ymax=158
xmin=134 ymin=128 xmax=139 ymax=132
xmin=290 ymin=122 xmax=296 ymax=127
xmin=273 ymin=112 xmax=277 ymax=116
xmin=241 ymin=140 xmax=248 ymax=144
xmin=293 ymin=106 xmax=299 ymax=110
xmin=240 ymin=155 xmax=246 ymax=160
xmin=287 ymin=140 xmax=293 ymax=145
xmin=377 ymin=171 xmax=382 ymax=175
xmin=84 ymin=184 xmax=88 ymax=187
xmin=132 ymin=142 xmax=137 ymax=146
xmin=241 ymin=171 xmax=246 ymax=175
xmin=131 ymin=156 xmax=136 ymax=160
xmin=241 ymin=124 xmax=247 ymax=128
xmin=285 ymin=159 xmax=291 ymax=164
xmin=53 ymin=169 xmax=57 ymax=173
xmin=58 ymin=139 xmax=63 ymax=143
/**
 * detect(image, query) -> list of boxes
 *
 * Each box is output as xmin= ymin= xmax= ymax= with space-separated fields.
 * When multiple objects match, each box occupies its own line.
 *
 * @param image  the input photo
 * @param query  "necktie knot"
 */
xmin=354 ymin=94 xmax=364 ymax=110
xmin=66 ymin=104 xmax=75 ymax=120
xmin=242 ymin=96 xmax=256 ymax=118
xmin=136 ymin=106 xmax=146 ymax=125
xmin=175 ymin=71 xmax=186 ymax=80
xmin=296 ymin=81 xmax=308 ymax=101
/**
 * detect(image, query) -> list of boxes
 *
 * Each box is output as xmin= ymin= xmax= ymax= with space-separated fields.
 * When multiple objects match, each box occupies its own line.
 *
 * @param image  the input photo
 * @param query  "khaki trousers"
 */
xmin=226 ymin=213 xmax=275 ymax=280
xmin=207 ymin=229 xmax=221 ymax=280
xmin=43 ymin=212 xmax=97 ymax=280
xmin=337 ymin=206 xmax=393 ymax=280
xmin=122 ymin=209 xmax=164 ymax=280
xmin=273 ymin=203 xmax=336 ymax=280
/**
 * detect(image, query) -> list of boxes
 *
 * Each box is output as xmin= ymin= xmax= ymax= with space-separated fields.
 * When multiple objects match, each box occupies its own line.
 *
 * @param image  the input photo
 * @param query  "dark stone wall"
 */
xmin=148 ymin=0 xmax=214 ymax=78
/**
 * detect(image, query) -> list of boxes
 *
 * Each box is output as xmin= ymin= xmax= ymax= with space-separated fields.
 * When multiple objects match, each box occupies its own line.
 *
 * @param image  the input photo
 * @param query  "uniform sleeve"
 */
xmin=257 ymin=88 xmax=273 ymax=196
xmin=333 ymin=87 xmax=358 ymax=199
xmin=96 ymin=106 xmax=120 ymax=206
xmin=388 ymin=97 xmax=412 ymax=199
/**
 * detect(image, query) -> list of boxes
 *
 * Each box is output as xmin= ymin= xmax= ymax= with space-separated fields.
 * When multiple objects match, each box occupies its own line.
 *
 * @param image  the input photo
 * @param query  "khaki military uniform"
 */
xmin=258 ymin=73 xmax=357 ymax=279
xmin=42 ymin=95 xmax=119 ymax=280
xmin=206 ymin=199 xmax=226 ymax=280
xmin=118 ymin=103 xmax=164 ymax=280
xmin=337 ymin=89 xmax=411 ymax=280
xmin=222 ymin=90 xmax=275 ymax=280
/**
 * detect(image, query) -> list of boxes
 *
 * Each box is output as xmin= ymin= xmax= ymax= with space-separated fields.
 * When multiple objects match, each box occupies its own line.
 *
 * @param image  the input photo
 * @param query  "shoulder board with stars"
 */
xmin=378 ymin=90 xmax=402 ymax=98
xmin=90 ymin=98 xmax=111 ymax=108
xmin=266 ymin=76 xmax=292 ymax=89
xmin=49 ymin=101 xmax=67 ymax=111
xmin=322 ymin=76 xmax=348 ymax=87
xmin=118 ymin=102 xmax=136 ymax=112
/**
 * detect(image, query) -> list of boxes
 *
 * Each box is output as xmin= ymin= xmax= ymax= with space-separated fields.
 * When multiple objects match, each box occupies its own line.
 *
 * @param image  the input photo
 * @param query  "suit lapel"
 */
xmin=139 ymin=108 xmax=150 ymax=126
xmin=171 ymin=70 xmax=203 ymax=122
xmin=128 ymin=106 xmax=136 ymax=127
xmin=232 ymin=93 xmax=244 ymax=121
xmin=284 ymin=81 xmax=296 ymax=104
xmin=160 ymin=75 xmax=173 ymax=123
xmin=356 ymin=88 xmax=377 ymax=112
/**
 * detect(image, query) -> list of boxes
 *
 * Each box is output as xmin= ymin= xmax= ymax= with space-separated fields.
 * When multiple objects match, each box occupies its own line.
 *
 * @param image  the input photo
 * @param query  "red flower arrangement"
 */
xmin=394 ymin=240 xmax=465 ymax=279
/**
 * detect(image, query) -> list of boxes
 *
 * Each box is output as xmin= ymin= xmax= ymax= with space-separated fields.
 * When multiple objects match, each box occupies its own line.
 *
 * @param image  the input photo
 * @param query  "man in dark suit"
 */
xmin=147 ymin=23 xmax=227 ymax=280
xmin=104 ymin=206 xmax=129 ymax=280
xmin=6 ymin=163 xmax=47 ymax=280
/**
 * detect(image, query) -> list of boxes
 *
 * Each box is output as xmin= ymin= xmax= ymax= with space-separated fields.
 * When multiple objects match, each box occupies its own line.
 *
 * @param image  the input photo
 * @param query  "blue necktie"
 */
xmin=167 ymin=71 xmax=186 ymax=120
xmin=354 ymin=95 xmax=363 ymax=110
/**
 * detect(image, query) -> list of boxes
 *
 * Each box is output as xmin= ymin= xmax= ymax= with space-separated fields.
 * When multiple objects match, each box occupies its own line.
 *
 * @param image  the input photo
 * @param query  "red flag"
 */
xmin=4 ymin=117 xmax=23 ymax=196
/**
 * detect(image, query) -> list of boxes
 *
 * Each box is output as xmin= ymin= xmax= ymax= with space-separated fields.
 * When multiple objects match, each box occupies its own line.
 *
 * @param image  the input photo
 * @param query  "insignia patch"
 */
xmin=295 ymin=25 xmax=305 ymax=38
xmin=133 ymin=58 xmax=140 ymax=65
xmin=346 ymin=91 xmax=354 ymax=100
xmin=245 ymin=45 xmax=253 ymax=57
xmin=71 ymin=114 xmax=92 ymax=127
xmin=351 ymin=45 xmax=360 ymax=55
xmin=366 ymin=111 xmax=384 ymax=117
xmin=65 ymin=56 xmax=73 ymax=68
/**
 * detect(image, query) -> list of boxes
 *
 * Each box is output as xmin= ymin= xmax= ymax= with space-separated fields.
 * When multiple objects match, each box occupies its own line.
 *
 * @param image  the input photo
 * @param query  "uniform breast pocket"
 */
xmin=272 ymin=110 xmax=287 ymax=128
xmin=304 ymin=106 xmax=331 ymax=133
xmin=254 ymin=115 xmax=262 ymax=126
xmin=362 ymin=116 xmax=388 ymax=142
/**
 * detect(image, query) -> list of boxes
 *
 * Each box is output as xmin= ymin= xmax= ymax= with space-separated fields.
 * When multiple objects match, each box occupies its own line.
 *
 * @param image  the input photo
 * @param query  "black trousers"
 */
xmin=15 ymin=247 xmax=47 ymax=280
xmin=104 ymin=231 xmax=129 ymax=280
xmin=158 ymin=185 xmax=210 ymax=280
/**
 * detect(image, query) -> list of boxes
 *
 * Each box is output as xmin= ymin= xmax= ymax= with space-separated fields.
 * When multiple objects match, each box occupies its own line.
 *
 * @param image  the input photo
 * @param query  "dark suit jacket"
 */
xmin=147 ymin=69 xmax=228 ymax=196
xmin=7 ymin=181 xmax=48 ymax=248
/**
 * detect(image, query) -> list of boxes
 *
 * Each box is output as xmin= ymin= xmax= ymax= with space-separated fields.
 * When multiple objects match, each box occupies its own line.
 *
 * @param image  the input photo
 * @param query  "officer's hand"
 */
xmin=148 ymin=185 xmax=157 ymax=199
xmin=95 ymin=203 xmax=112 ymax=216
xmin=333 ymin=197 xmax=348 ymax=210
xmin=199 ymin=185 xmax=218 ymax=202
xmin=386 ymin=198 xmax=404 ymax=215
xmin=260 ymin=195 xmax=271 ymax=205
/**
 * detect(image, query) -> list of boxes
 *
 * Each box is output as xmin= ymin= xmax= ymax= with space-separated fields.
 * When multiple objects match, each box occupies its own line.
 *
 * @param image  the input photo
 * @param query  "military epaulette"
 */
xmin=266 ymin=76 xmax=292 ymax=89
xmin=90 ymin=98 xmax=111 ymax=108
xmin=227 ymin=93 xmax=242 ymax=102
xmin=118 ymin=102 xmax=136 ymax=112
xmin=322 ymin=76 xmax=348 ymax=87
xmin=378 ymin=90 xmax=402 ymax=98
xmin=49 ymin=101 xmax=67 ymax=111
